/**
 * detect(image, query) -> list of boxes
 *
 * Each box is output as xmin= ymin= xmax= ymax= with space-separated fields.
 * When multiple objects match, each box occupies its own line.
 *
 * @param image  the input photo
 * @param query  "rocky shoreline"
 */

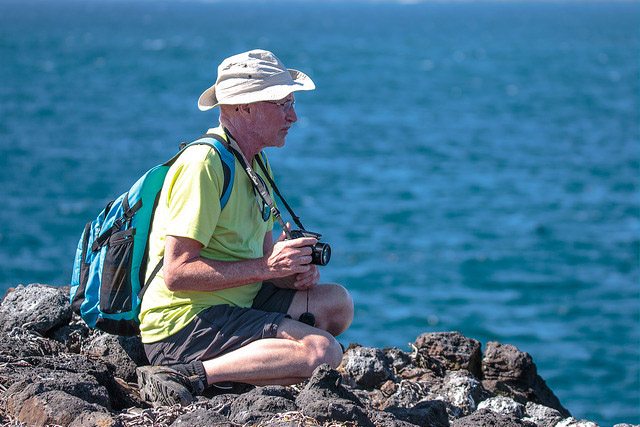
xmin=0 ymin=284 xmax=634 ymax=427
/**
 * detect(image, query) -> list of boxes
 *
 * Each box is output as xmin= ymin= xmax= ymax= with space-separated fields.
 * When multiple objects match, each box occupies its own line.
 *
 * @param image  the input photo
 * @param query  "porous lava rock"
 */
xmin=415 ymin=331 xmax=482 ymax=378
xmin=482 ymin=341 xmax=570 ymax=417
xmin=341 ymin=345 xmax=394 ymax=390
xmin=452 ymin=408 xmax=537 ymax=427
xmin=0 ymin=284 xmax=72 ymax=335
xmin=0 ymin=283 xmax=616 ymax=427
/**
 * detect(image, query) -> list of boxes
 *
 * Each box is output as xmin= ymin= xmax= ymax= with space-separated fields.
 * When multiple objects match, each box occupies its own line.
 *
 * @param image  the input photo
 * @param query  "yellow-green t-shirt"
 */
xmin=139 ymin=129 xmax=275 ymax=343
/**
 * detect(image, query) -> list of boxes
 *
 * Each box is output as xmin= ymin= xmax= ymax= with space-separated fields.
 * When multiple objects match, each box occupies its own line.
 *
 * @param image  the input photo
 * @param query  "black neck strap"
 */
xmin=213 ymin=128 xmax=306 ymax=231
xmin=254 ymin=155 xmax=305 ymax=231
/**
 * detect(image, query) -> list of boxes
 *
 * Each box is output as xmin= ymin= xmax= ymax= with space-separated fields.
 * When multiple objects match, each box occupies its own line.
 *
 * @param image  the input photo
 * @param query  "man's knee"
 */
xmin=304 ymin=333 xmax=343 ymax=371
xmin=319 ymin=284 xmax=354 ymax=336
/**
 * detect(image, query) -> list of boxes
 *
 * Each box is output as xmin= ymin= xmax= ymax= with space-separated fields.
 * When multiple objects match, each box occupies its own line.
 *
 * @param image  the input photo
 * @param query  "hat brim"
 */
xmin=197 ymin=68 xmax=315 ymax=111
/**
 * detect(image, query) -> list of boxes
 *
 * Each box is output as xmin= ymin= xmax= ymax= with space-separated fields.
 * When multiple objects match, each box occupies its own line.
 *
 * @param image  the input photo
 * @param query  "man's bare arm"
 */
xmin=163 ymin=234 xmax=316 ymax=292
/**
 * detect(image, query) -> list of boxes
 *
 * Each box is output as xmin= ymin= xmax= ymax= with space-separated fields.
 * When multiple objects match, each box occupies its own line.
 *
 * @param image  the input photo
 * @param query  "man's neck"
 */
xmin=222 ymin=123 xmax=262 ymax=160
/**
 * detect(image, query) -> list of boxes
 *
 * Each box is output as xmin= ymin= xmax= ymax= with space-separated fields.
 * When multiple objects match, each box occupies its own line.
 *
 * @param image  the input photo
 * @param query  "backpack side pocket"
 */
xmin=71 ymin=222 xmax=92 ymax=312
xmin=100 ymin=228 xmax=136 ymax=314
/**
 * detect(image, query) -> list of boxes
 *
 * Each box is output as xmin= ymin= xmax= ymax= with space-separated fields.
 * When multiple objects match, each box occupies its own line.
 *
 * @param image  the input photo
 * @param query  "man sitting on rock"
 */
xmin=136 ymin=49 xmax=353 ymax=407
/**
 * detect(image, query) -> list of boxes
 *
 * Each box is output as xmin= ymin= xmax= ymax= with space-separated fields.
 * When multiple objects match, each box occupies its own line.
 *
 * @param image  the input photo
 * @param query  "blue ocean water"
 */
xmin=0 ymin=0 xmax=638 ymax=424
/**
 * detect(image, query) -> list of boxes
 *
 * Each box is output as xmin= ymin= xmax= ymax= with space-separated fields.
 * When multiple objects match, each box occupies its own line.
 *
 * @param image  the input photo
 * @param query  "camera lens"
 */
xmin=312 ymin=242 xmax=331 ymax=266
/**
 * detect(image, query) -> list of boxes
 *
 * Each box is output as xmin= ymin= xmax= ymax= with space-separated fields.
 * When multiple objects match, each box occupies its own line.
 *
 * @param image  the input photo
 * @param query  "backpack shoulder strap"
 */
xmin=165 ymin=133 xmax=236 ymax=210
xmin=141 ymin=134 xmax=237 ymax=298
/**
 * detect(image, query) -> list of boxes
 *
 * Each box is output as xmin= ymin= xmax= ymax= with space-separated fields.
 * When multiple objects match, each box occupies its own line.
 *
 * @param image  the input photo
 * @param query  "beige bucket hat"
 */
xmin=197 ymin=49 xmax=316 ymax=111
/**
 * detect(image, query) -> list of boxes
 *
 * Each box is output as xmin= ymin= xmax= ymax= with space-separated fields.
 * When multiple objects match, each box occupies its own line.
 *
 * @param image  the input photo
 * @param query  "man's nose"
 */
xmin=286 ymin=105 xmax=297 ymax=123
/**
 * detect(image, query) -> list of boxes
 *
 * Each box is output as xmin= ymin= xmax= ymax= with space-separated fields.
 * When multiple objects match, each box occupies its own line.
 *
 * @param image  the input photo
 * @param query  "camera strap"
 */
xmin=215 ymin=129 xmax=305 ymax=236
xmin=218 ymin=130 xmax=319 ymax=325
xmin=254 ymin=155 xmax=304 ymax=230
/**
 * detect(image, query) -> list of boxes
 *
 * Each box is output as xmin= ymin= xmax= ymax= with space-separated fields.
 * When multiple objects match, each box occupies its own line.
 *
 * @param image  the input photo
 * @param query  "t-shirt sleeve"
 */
xmin=164 ymin=150 xmax=222 ymax=247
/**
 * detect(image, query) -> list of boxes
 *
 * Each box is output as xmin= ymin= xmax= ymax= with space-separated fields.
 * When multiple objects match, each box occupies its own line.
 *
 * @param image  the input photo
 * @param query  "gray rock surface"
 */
xmin=69 ymin=411 xmax=123 ymax=427
xmin=385 ymin=400 xmax=450 ymax=427
xmin=11 ymin=390 xmax=108 ymax=427
xmin=5 ymin=371 xmax=111 ymax=414
xmin=482 ymin=341 xmax=570 ymax=417
xmin=204 ymin=393 xmax=238 ymax=418
xmin=477 ymin=396 xmax=526 ymax=418
xmin=342 ymin=346 xmax=394 ymax=390
xmin=49 ymin=316 xmax=91 ymax=353
xmin=0 ymin=327 xmax=66 ymax=360
xmin=81 ymin=332 xmax=148 ymax=382
xmin=381 ymin=379 xmax=430 ymax=410
xmin=0 ymin=284 xmax=71 ymax=335
xmin=452 ymin=408 xmax=537 ymax=427
xmin=228 ymin=387 xmax=298 ymax=424
xmin=0 ymin=283 xmax=614 ymax=427
xmin=384 ymin=347 xmax=413 ymax=373
xmin=170 ymin=408 xmax=234 ymax=426
xmin=430 ymin=370 xmax=492 ymax=418
xmin=555 ymin=418 xmax=600 ymax=427
xmin=523 ymin=402 xmax=564 ymax=427
xmin=415 ymin=331 xmax=483 ymax=378
xmin=367 ymin=410 xmax=422 ymax=427
xmin=296 ymin=364 xmax=373 ymax=426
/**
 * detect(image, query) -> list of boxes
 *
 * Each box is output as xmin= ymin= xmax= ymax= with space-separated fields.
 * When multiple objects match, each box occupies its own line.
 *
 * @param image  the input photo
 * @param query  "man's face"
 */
xmin=251 ymin=94 xmax=297 ymax=148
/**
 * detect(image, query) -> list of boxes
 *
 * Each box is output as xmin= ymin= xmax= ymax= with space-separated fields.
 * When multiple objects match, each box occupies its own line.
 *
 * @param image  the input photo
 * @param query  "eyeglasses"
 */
xmin=267 ymin=98 xmax=295 ymax=113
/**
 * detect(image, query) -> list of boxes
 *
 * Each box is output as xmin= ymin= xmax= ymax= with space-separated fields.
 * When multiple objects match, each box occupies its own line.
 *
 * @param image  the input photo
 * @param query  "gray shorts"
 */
xmin=144 ymin=282 xmax=296 ymax=366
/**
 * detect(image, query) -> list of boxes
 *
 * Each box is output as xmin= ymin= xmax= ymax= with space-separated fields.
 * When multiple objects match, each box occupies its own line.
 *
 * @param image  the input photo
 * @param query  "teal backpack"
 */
xmin=69 ymin=134 xmax=236 ymax=336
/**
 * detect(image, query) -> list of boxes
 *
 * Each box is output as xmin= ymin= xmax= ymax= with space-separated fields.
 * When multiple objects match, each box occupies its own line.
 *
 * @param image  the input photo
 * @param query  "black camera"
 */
xmin=289 ymin=229 xmax=331 ymax=266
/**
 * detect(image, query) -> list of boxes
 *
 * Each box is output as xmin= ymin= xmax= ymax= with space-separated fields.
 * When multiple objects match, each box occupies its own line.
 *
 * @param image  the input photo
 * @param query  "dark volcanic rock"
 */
xmin=452 ymin=408 xmax=537 ymax=427
xmin=6 ymin=371 xmax=111 ymax=414
xmin=482 ymin=341 xmax=570 ymax=417
xmin=228 ymin=386 xmax=298 ymax=424
xmin=205 ymin=393 xmax=239 ymax=417
xmin=11 ymin=390 xmax=108 ymax=427
xmin=69 ymin=412 xmax=123 ymax=427
xmin=300 ymin=399 xmax=373 ymax=427
xmin=386 ymin=400 xmax=450 ymax=427
xmin=2 ymin=352 xmax=140 ymax=410
xmin=381 ymin=379 xmax=432 ymax=410
xmin=431 ymin=370 xmax=492 ymax=418
xmin=296 ymin=364 xmax=373 ymax=426
xmin=1 ymin=283 xmax=606 ymax=427
xmin=555 ymin=418 xmax=600 ymax=426
xmin=342 ymin=346 xmax=394 ymax=389
xmin=415 ymin=331 xmax=483 ymax=378
xmin=368 ymin=410 xmax=420 ymax=427
xmin=523 ymin=402 xmax=564 ymax=427
xmin=477 ymin=396 xmax=526 ymax=418
xmin=81 ymin=332 xmax=148 ymax=382
xmin=39 ymin=352 xmax=139 ymax=409
xmin=0 ymin=328 xmax=66 ymax=360
xmin=384 ymin=347 xmax=413 ymax=373
xmin=297 ymin=364 xmax=363 ymax=405
xmin=170 ymin=408 xmax=235 ymax=426
xmin=48 ymin=316 xmax=91 ymax=354
xmin=245 ymin=385 xmax=296 ymax=400
xmin=0 ymin=284 xmax=71 ymax=335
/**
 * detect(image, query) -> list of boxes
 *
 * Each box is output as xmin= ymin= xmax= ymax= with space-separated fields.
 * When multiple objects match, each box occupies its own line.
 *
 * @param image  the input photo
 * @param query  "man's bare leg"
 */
xmin=287 ymin=283 xmax=354 ymax=336
xmin=201 ymin=317 xmax=343 ymax=386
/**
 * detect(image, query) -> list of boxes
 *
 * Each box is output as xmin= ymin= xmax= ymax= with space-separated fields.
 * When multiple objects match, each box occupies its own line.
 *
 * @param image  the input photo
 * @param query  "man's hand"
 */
xmin=264 ymin=232 xmax=318 ymax=279
xmin=262 ymin=225 xmax=321 ymax=290
xmin=290 ymin=264 xmax=319 ymax=290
